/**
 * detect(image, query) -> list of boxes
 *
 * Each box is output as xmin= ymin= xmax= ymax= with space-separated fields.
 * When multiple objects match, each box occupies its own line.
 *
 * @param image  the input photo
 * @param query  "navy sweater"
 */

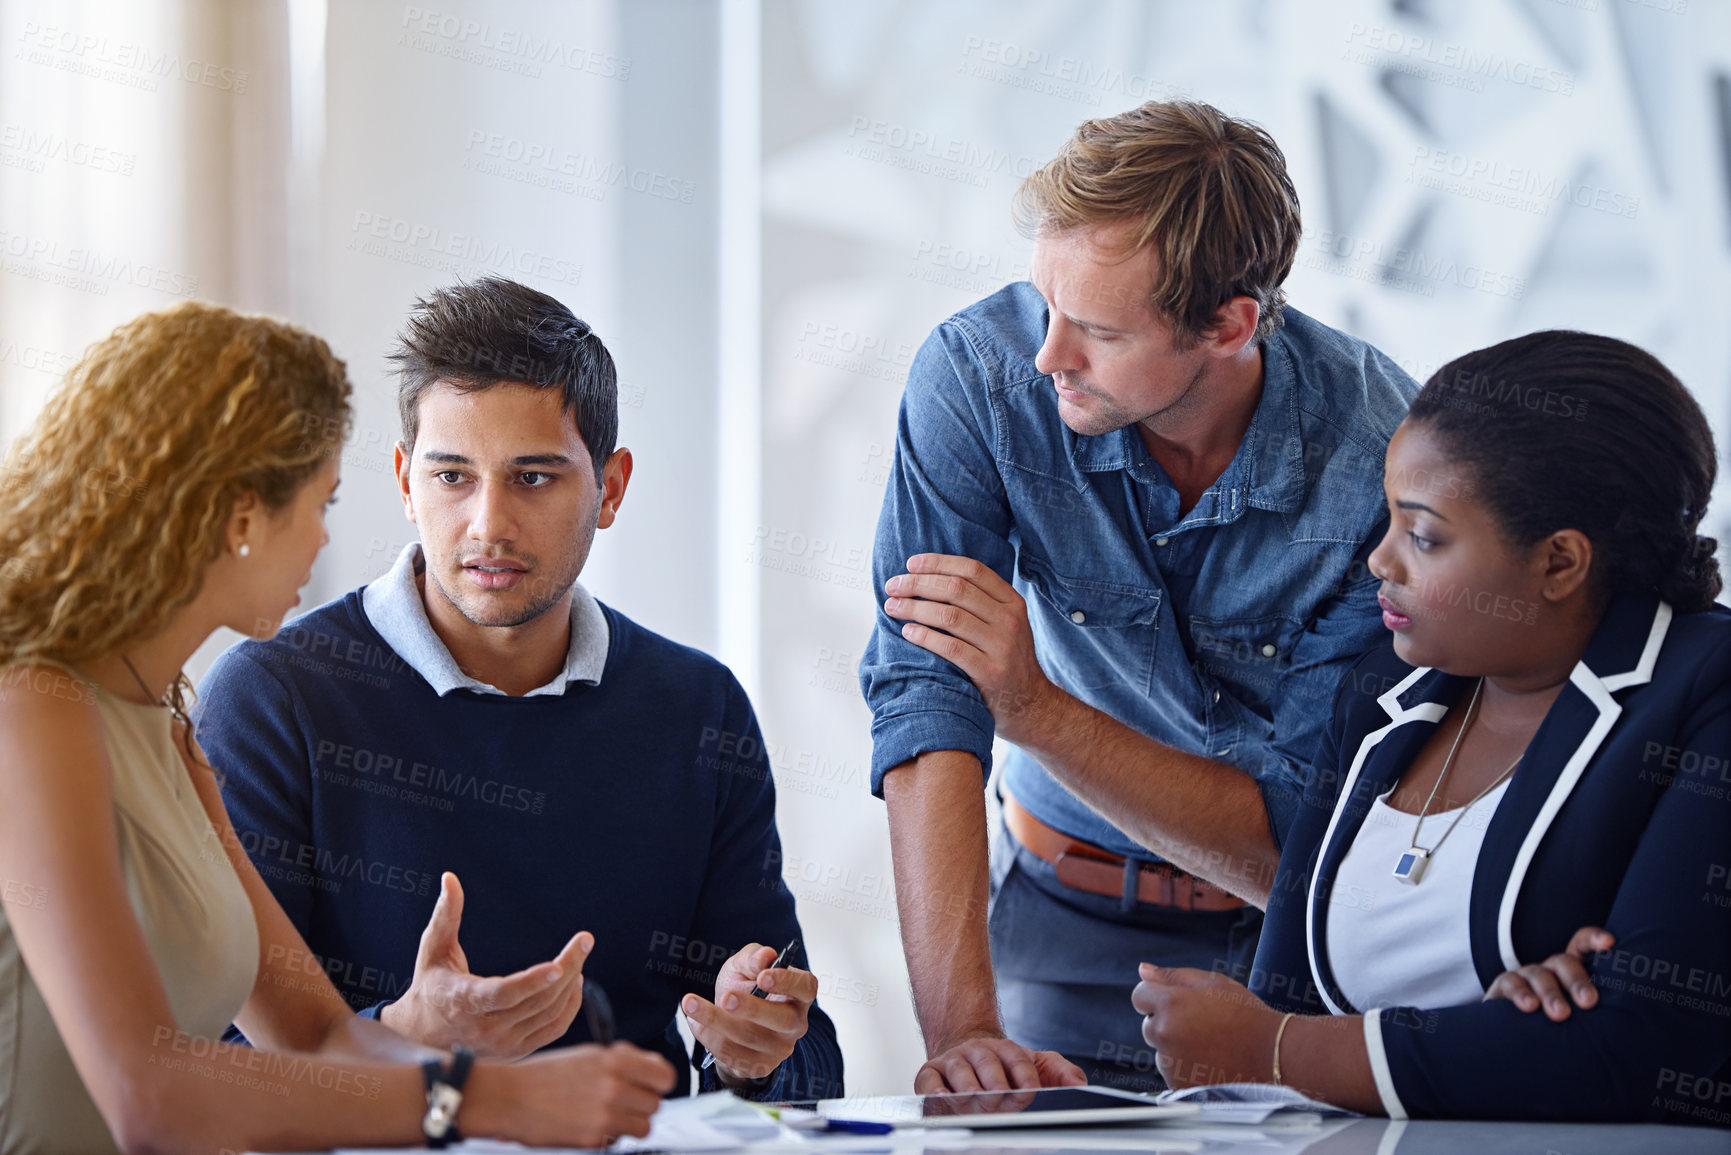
xmin=194 ymin=591 xmax=843 ymax=1101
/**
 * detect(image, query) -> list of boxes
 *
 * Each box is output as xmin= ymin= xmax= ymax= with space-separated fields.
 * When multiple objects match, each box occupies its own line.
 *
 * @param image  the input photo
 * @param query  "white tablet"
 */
xmin=777 ymin=1085 xmax=1201 ymax=1129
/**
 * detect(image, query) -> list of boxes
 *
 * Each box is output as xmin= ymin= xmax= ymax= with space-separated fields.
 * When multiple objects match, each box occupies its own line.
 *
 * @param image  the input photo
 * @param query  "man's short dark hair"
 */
xmin=390 ymin=276 xmax=617 ymax=478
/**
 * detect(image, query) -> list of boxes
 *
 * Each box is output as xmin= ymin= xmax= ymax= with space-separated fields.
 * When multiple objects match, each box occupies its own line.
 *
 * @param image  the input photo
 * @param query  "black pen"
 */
xmin=749 ymin=938 xmax=800 ymax=997
xmin=584 ymin=979 xmax=615 ymax=1045
xmin=699 ymin=939 xmax=800 ymax=1071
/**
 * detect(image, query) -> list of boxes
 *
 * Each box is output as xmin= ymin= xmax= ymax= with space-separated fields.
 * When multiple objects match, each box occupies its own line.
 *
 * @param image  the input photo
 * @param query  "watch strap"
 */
xmin=420 ymin=1045 xmax=475 ymax=1148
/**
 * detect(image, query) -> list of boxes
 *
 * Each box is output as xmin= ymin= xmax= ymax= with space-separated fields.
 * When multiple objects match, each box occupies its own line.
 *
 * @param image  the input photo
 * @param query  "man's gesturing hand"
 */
xmin=914 ymin=1031 xmax=1085 ymax=1094
xmin=681 ymin=944 xmax=816 ymax=1087
xmin=381 ymin=871 xmax=591 ymax=1058
xmin=883 ymin=554 xmax=1063 ymax=746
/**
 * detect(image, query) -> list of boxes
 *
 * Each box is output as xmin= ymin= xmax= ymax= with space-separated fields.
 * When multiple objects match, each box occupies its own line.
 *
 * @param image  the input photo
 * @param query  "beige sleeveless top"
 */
xmin=0 ymin=668 xmax=260 ymax=1154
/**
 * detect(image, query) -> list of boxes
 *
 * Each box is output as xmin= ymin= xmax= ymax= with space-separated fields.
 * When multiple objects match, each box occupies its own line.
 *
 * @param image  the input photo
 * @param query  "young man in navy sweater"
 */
xmin=195 ymin=276 xmax=842 ymax=1101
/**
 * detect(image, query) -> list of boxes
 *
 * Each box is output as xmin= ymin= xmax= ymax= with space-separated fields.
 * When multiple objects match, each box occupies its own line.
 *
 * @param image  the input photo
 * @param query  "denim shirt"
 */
xmin=858 ymin=281 xmax=1418 ymax=858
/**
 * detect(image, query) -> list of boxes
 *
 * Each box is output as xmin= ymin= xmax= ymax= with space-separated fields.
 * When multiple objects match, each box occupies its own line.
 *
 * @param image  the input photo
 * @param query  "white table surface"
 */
xmin=261 ymin=1115 xmax=1731 ymax=1155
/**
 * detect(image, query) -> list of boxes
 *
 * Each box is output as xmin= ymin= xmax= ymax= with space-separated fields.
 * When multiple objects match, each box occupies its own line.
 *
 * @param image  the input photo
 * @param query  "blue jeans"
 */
xmin=988 ymin=810 xmax=1264 ymax=1092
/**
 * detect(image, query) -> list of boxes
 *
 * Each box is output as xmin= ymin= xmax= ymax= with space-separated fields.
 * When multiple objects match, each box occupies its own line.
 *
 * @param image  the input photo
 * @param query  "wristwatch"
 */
xmin=420 ymin=1045 xmax=475 ymax=1148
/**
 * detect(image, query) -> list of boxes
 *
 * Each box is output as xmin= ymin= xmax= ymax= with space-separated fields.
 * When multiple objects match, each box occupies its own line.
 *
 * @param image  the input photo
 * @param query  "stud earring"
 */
xmin=238 ymin=544 xmax=251 ymax=557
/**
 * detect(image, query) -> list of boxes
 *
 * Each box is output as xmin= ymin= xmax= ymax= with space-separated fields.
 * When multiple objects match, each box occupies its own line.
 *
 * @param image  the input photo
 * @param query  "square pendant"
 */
xmin=1393 ymin=848 xmax=1430 ymax=885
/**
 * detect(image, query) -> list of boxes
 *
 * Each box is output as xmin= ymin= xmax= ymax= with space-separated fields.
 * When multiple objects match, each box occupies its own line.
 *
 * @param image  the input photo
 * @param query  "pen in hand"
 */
xmin=748 ymin=938 xmax=799 ymax=997
xmin=584 ymin=980 xmax=615 ymax=1046
xmin=698 ymin=938 xmax=799 ymax=1072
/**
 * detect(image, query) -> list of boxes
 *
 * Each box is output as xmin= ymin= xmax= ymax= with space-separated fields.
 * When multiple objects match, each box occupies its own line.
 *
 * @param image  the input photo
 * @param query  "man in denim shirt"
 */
xmin=859 ymin=101 xmax=1417 ymax=1093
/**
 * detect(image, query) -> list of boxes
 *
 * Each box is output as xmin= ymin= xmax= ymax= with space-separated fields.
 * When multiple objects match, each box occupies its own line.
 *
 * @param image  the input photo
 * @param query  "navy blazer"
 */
xmin=1251 ymin=592 xmax=1731 ymax=1124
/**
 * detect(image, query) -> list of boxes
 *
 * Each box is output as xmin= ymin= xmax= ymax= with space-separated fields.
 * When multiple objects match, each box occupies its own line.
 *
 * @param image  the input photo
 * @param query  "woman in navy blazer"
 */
xmin=1130 ymin=331 xmax=1731 ymax=1124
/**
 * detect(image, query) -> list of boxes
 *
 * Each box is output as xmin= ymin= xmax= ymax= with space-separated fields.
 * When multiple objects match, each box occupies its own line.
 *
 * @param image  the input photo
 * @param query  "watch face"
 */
xmin=425 ymin=1083 xmax=463 ymax=1137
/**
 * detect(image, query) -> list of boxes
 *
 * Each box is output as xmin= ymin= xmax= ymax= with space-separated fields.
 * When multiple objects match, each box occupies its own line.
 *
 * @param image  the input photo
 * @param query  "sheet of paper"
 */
xmin=1155 ymin=1082 xmax=1359 ymax=1123
xmin=608 ymin=1111 xmax=740 ymax=1152
xmin=612 ymin=1090 xmax=773 ymax=1151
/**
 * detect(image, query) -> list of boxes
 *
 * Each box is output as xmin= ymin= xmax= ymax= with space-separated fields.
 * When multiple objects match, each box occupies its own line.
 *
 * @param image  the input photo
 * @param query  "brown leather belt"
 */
xmin=1003 ymin=793 xmax=1246 ymax=912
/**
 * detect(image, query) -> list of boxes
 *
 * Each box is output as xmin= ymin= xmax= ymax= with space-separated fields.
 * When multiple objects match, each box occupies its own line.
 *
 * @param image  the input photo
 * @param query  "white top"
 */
xmin=362 ymin=543 xmax=609 ymax=696
xmin=1326 ymin=777 xmax=1512 ymax=1012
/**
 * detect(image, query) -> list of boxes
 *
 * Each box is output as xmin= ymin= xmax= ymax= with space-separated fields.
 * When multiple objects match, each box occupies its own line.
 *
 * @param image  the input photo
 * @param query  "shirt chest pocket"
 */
xmin=1187 ymin=615 xmax=1301 ymax=713
xmin=1015 ymin=551 xmax=1161 ymax=694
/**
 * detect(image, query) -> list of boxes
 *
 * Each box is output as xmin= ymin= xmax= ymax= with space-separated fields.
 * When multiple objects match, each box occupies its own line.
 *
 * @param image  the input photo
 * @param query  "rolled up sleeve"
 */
xmin=859 ymin=322 xmax=1018 ymax=796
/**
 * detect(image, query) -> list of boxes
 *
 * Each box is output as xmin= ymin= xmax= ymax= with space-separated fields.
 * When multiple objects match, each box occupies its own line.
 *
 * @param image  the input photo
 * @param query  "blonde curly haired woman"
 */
xmin=0 ymin=302 xmax=674 ymax=1154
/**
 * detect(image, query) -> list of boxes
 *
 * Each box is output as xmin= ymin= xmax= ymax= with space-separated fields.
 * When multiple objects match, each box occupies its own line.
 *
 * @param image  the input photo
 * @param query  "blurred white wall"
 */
xmin=2 ymin=0 xmax=1729 ymax=1097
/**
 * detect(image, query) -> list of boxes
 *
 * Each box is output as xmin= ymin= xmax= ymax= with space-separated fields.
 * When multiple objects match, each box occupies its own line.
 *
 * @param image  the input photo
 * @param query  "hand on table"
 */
xmin=1133 ymin=963 xmax=1283 ymax=1090
xmin=682 ymin=943 xmax=816 ymax=1086
xmin=883 ymin=553 xmax=1066 ymax=746
xmin=1484 ymin=925 xmax=1614 ymax=1021
xmin=913 ymin=1030 xmax=1085 ymax=1094
xmin=382 ymin=871 xmax=590 ymax=1058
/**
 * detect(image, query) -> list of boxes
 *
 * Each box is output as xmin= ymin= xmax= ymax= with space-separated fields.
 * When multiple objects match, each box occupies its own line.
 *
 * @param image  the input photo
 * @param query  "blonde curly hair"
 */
xmin=0 ymin=300 xmax=352 ymax=676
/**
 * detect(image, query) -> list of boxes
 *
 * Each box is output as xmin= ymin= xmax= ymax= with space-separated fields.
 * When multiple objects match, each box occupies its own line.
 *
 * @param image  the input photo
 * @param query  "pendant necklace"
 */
xmin=121 ymin=654 xmax=183 ymax=801
xmin=1392 ymin=677 xmax=1522 ymax=885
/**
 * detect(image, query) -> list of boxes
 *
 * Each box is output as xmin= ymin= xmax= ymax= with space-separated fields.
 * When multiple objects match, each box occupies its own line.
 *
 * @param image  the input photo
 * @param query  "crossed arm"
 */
xmin=1132 ymin=927 xmax=1615 ymax=1109
xmin=883 ymin=553 xmax=1283 ymax=905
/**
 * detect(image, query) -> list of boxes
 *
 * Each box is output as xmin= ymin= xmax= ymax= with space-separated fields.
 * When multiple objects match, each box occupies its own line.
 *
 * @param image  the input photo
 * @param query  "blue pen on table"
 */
xmin=698 ymin=938 xmax=799 ymax=1072
xmin=817 ymin=1118 xmax=894 ymax=1135
xmin=753 ymin=1105 xmax=894 ymax=1135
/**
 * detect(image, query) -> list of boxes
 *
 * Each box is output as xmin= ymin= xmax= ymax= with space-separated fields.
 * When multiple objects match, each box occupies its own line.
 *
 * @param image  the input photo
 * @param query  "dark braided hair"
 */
xmin=1409 ymin=330 xmax=1721 ymax=613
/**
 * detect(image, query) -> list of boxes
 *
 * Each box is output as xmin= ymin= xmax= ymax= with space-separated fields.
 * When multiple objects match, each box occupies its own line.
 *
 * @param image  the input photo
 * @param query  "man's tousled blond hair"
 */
xmin=1015 ymin=100 xmax=1301 ymax=345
